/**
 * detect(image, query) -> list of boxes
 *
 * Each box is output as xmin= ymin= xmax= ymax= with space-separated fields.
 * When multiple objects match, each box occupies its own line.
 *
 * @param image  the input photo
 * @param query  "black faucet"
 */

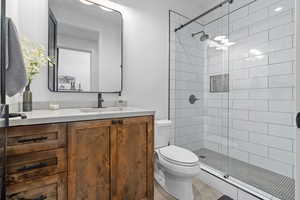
xmin=98 ymin=93 xmax=104 ymax=108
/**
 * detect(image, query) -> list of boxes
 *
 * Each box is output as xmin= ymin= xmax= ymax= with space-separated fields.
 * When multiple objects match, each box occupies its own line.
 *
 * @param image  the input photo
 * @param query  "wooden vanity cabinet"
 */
xmin=6 ymin=115 xmax=154 ymax=200
xmin=68 ymin=116 xmax=154 ymax=200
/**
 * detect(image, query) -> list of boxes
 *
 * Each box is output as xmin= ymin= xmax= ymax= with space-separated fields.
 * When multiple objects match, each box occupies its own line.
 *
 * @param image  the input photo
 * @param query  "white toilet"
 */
xmin=154 ymin=120 xmax=201 ymax=200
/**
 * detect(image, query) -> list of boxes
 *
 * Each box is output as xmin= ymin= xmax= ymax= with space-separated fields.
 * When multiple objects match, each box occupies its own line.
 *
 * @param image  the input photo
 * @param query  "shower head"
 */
xmin=192 ymin=31 xmax=210 ymax=42
xmin=200 ymin=33 xmax=209 ymax=41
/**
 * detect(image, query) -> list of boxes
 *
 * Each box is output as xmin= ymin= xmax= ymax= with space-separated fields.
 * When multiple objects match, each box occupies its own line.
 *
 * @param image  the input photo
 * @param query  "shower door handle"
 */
xmin=296 ymin=113 xmax=300 ymax=128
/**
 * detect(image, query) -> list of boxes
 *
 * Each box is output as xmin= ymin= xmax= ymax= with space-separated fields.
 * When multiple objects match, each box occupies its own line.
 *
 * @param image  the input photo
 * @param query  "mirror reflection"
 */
xmin=58 ymin=48 xmax=92 ymax=92
xmin=49 ymin=0 xmax=123 ymax=93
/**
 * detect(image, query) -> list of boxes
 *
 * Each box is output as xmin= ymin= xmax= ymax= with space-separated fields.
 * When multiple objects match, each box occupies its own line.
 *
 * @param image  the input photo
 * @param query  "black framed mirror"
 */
xmin=48 ymin=0 xmax=123 ymax=94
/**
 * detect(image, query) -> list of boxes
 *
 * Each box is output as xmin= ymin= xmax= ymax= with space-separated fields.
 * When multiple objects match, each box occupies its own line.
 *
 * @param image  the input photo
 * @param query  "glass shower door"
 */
xmin=196 ymin=0 xmax=231 ymax=178
xmin=170 ymin=0 xmax=231 ymax=180
xmin=170 ymin=0 xmax=296 ymax=199
xmin=227 ymin=0 xmax=296 ymax=199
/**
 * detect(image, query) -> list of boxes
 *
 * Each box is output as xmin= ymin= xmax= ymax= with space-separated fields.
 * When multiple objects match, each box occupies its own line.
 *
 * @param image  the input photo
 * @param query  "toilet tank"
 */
xmin=155 ymin=120 xmax=172 ymax=148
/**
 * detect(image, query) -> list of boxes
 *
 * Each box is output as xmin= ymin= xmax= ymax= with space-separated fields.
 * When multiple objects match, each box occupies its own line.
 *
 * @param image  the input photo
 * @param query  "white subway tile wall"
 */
xmin=171 ymin=0 xmax=295 ymax=179
xmin=170 ymin=11 xmax=206 ymax=151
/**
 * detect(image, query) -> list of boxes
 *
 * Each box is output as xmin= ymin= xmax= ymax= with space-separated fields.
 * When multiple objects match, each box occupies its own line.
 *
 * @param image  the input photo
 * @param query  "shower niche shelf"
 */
xmin=210 ymin=74 xmax=229 ymax=93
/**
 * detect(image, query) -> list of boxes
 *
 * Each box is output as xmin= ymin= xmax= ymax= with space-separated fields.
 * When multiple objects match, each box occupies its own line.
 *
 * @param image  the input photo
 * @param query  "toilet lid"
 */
xmin=159 ymin=145 xmax=199 ymax=166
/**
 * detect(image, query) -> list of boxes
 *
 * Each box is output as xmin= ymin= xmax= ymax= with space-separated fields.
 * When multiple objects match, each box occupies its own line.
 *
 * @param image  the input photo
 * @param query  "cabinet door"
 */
xmin=111 ymin=116 xmax=154 ymax=200
xmin=68 ymin=120 xmax=114 ymax=200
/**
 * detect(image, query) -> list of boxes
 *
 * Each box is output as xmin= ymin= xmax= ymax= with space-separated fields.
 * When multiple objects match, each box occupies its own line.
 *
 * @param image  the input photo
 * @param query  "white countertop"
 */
xmin=7 ymin=107 xmax=155 ymax=127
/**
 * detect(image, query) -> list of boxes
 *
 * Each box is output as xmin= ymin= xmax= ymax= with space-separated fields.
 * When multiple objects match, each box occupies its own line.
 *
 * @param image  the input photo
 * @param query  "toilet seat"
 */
xmin=158 ymin=145 xmax=199 ymax=167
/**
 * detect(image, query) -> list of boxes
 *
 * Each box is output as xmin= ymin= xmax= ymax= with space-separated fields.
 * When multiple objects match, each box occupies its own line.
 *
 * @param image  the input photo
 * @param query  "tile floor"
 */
xmin=195 ymin=148 xmax=295 ymax=200
xmin=154 ymin=178 xmax=223 ymax=200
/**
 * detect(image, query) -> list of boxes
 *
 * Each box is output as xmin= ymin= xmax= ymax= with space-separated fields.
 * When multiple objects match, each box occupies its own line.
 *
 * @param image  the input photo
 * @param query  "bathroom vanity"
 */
xmin=5 ymin=108 xmax=155 ymax=200
xmin=5 ymin=0 xmax=154 ymax=199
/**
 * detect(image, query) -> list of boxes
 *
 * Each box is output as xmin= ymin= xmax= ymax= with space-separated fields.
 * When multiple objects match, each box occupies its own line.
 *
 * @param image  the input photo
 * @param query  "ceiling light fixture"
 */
xmin=99 ymin=6 xmax=113 ymax=12
xmin=216 ymin=46 xmax=228 ymax=51
xmin=220 ymin=38 xmax=229 ymax=44
xmin=274 ymin=7 xmax=283 ymax=12
xmin=79 ymin=0 xmax=94 ymax=5
xmin=249 ymin=49 xmax=263 ymax=56
xmin=256 ymin=55 xmax=265 ymax=60
xmin=224 ymin=42 xmax=236 ymax=47
xmin=214 ymin=35 xmax=226 ymax=41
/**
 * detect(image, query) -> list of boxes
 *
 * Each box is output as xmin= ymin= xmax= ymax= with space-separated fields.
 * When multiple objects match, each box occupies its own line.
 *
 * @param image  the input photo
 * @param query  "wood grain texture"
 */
xmin=68 ymin=120 xmax=112 ymax=200
xmin=7 ymin=148 xmax=67 ymax=185
xmin=6 ymin=116 xmax=154 ymax=200
xmin=7 ymin=173 xmax=67 ymax=200
xmin=7 ymin=123 xmax=67 ymax=156
xmin=111 ymin=116 xmax=154 ymax=200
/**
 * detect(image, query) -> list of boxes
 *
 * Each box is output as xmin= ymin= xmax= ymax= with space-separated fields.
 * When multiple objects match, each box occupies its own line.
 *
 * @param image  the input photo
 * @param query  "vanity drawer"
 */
xmin=7 ymin=148 xmax=67 ymax=185
xmin=7 ymin=173 xmax=67 ymax=200
xmin=7 ymin=124 xmax=67 ymax=155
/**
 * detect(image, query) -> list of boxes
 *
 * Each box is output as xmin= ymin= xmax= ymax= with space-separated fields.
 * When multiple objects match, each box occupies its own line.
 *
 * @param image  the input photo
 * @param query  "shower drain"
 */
xmin=199 ymin=155 xmax=206 ymax=159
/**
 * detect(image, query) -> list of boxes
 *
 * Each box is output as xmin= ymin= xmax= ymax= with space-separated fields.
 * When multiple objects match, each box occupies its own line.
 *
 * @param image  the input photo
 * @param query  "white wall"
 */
xmin=169 ymin=11 xmax=206 ymax=150
xmin=96 ymin=0 xmax=202 ymax=118
xmin=6 ymin=0 xmax=200 ymax=119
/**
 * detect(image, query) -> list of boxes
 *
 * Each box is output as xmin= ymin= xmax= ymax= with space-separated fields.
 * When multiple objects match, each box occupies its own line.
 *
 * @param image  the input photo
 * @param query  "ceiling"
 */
xmin=109 ymin=0 xmax=218 ymax=8
xmin=107 ymin=0 xmax=227 ymax=24
xmin=50 ymin=0 xmax=122 ymax=24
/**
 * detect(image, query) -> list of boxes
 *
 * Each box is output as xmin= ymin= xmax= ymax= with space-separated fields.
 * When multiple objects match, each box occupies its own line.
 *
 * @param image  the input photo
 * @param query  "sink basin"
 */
xmin=80 ymin=107 xmax=125 ymax=113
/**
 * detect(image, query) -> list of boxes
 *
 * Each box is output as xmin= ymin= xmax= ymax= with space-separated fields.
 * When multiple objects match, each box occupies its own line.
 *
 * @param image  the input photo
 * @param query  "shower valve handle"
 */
xmin=189 ymin=95 xmax=199 ymax=104
xmin=296 ymin=113 xmax=300 ymax=128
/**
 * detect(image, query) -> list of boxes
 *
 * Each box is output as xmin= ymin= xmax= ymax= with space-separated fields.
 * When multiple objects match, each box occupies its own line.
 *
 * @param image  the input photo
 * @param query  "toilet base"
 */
xmin=156 ymin=171 xmax=194 ymax=200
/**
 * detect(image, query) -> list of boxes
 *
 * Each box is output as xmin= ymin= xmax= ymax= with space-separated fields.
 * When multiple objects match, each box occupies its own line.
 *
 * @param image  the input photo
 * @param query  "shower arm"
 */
xmin=192 ymin=31 xmax=205 ymax=38
xmin=174 ymin=0 xmax=234 ymax=32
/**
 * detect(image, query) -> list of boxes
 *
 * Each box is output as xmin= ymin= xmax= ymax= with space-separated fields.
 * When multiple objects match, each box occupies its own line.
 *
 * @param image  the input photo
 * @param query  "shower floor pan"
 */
xmin=194 ymin=148 xmax=295 ymax=200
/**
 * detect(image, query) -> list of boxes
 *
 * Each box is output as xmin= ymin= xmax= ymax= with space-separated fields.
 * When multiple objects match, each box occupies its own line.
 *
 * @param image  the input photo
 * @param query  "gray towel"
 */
xmin=6 ymin=18 xmax=27 ymax=97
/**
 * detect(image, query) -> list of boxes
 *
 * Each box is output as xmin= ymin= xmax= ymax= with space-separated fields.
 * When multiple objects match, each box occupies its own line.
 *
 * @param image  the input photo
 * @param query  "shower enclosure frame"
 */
xmin=169 ymin=0 xmax=298 ymax=199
